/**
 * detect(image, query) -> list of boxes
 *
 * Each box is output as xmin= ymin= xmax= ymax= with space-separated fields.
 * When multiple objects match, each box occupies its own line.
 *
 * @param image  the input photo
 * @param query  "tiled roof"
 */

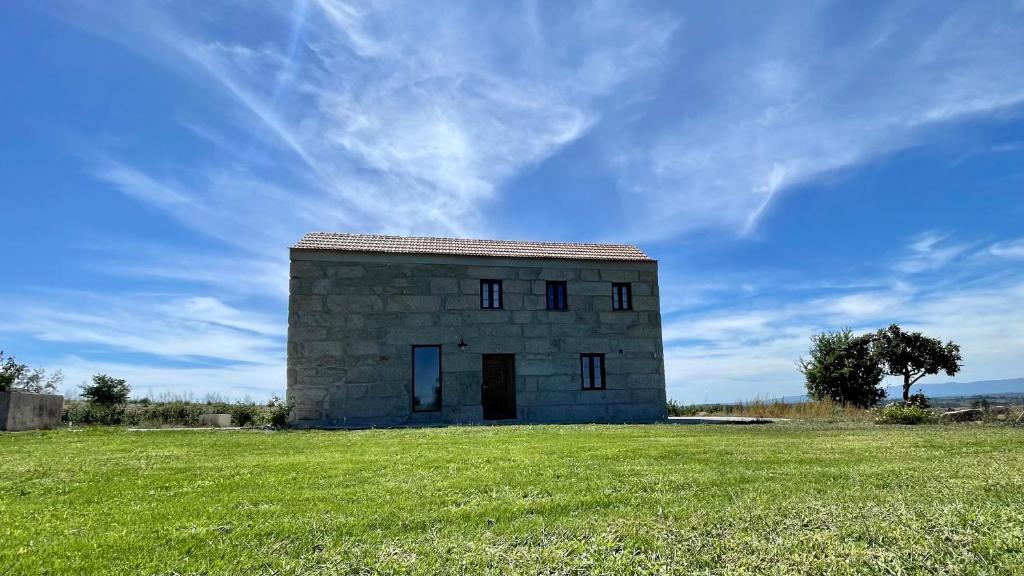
xmin=292 ymin=232 xmax=654 ymax=262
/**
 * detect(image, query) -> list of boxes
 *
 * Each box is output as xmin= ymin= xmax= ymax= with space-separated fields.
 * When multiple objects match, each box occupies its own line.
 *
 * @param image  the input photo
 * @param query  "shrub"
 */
xmin=230 ymin=403 xmax=261 ymax=427
xmin=266 ymin=396 xmax=293 ymax=428
xmin=906 ymin=392 xmax=930 ymax=409
xmin=63 ymin=401 xmax=127 ymax=426
xmin=875 ymin=404 xmax=936 ymax=425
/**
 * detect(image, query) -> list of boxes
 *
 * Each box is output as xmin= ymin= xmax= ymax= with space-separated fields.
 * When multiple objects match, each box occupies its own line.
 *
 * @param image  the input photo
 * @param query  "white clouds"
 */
xmin=60 ymin=0 xmax=676 ymax=243
xmin=1 ymin=292 xmax=284 ymax=365
xmin=990 ymin=237 xmax=1024 ymax=259
xmin=614 ymin=3 xmax=1024 ymax=240
xmin=892 ymin=232 xmax=972 ymax=274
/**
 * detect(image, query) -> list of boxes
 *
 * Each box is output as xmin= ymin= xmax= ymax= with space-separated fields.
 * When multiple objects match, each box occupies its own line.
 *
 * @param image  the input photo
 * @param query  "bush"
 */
xmin=61 ymin=397 xmax=280 ymax=428
xmin=229 ymin=403 xmax=261 ymax=427
xmin=63 ymin=402 xmax=127 ymax=426
xmin=875 ymin=404 xmax=936 ymax=425
xmin=266 ymin=396 xmax=293 ymax=428
xmin=906 ymin=393 xmax=930 ymax=409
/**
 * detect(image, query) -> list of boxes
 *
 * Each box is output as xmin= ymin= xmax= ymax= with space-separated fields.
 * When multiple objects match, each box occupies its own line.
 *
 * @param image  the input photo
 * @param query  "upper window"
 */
xmin=580 ymin=353 xmax=606 ymax=390
xmin=546 ymin=281 xmax=567 ymax=310
xmin=480 ymin=279 xmax=503 ymax=309
xmin=412 ymin=345 xmax=442 ymax=412
xmin=612 ymin=283 xmax=632 ymax=311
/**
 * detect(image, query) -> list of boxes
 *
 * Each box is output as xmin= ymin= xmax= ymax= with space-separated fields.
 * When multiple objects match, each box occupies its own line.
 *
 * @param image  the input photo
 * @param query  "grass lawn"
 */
xmin=2 ymin=424 xmax=1023 ymax=575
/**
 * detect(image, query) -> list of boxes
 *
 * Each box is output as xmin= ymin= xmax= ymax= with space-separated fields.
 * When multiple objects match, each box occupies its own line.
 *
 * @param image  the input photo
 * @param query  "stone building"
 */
xmin=287 ymin=232 xmax=667 ymax=427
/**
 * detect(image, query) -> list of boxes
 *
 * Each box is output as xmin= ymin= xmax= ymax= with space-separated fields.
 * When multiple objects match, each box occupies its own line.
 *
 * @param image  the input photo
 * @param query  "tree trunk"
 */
xmin=902 ymin=373 xmax=911 ymax=401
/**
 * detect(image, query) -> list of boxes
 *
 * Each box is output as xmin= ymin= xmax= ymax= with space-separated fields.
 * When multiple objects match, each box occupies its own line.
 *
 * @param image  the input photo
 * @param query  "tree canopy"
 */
xmin=873 ymin=324 xmax=962 ymax=401
xmin=81 ymin=374 xmax=131 ymax=406
xmin=799 ymin=328 xmax=886 ymax=408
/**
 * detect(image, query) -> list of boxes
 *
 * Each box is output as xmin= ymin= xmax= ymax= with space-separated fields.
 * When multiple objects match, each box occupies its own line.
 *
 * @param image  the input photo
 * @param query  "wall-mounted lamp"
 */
xmin=457 ymin=336 xmax=469 ymax=350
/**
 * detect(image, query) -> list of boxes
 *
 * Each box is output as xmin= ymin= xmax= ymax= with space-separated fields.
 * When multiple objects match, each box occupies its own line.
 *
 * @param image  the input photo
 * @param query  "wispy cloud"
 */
xmin=891 ymin=232 xmax=972 ymax=274
xmin=56 ymin=0 xmax=676 ymax=244
xmin=0 ymin=292 xmax=284 ymax=366
xmin=611 ymin=2 xmax=1024 ymax=240
xmin=990 ymin=237 xmax=1024 ymax=259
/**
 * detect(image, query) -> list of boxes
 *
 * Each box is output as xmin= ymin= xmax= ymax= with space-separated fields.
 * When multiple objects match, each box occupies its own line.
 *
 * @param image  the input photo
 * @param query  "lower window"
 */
xmin=580 ymin=353 xmax=606 ymax=390
xmin=413 ymin=345 xmax=442 ymax=411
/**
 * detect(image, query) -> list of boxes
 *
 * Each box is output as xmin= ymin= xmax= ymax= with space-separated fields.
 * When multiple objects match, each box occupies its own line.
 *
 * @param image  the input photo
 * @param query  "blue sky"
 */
xmin=2 ymin=1 xmax=1023 ymax=403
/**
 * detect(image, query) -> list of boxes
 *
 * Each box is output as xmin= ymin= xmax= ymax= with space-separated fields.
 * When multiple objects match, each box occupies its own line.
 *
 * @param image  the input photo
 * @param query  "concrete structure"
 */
xmin=198 ymin=413 xmax=233 ymax=427
xmin=287 ymin=233 xmax=667 ymax=428
xmin=0 ymin=390 xmax=64 ymax=431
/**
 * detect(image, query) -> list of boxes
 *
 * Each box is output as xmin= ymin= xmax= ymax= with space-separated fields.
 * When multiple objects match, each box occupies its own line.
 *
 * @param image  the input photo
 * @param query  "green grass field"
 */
xmin=2 ymin=424 xmax=1023 ymax=575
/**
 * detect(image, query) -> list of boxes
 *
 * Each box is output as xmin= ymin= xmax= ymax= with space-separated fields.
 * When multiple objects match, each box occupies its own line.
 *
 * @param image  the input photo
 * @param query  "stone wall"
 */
xmin=287 ymin=251 xmax=667 ymax=427
xmin=1 ymin=390 xmax=64 ymax=431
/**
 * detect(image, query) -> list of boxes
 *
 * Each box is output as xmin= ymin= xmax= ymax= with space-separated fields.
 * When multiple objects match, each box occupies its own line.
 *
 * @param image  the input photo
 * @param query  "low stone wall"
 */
xmin=0 ymin=390 xmax=64 ymax=431
xmin=198 ymin=413 xmax=232 ymax=427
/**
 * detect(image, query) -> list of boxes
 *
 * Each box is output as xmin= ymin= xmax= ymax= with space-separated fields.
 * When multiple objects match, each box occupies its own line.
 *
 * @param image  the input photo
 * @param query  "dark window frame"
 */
xmin=480 ymin=279 xmax=503 ymax=309
xmin=611 ymin=282 xmax=633 ymax=311
xmin=580 ymin=353 xmax=606 ymax=390
xmin=545 ymin=280 xmax=568 ymax=310
xmin=411 ymin=345 xmax=443 ymax=412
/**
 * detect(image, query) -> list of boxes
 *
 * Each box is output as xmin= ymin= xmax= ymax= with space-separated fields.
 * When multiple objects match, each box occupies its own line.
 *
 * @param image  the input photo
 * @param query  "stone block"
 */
xmin=465 ymin=310 xmax=512 ymax=324
xmin=502 ymin=280 xmax=530 ymax=294
xmin=512 ymin=311 xmax=533 ymax=324
xmin=346 ymin=340 xmax=380 ymax=356
xmin=517 ymin=268 xmax=541 ymax=280
xmin=291 ymin=295 xmax=323 ymax=312
xmin=523 ymin=295 xmax=547 ymax=310
xmin=523 ymin=324 xmax=549 ymax=337
xmin=467 ymin=266 xmax=516 ymax=279
xmin=327 ymin=265 xmax=366 ymax=278
xmin=199 ymin=413 xmax=232 ymax=427
xmin=633 ymin=296 xmax=659 ymax=311
xmin=290 ymin=261 xmax=324 ymax=279
xmin=631 ymin=388 xmax=664 ymax=404
xmin=599 ymin=311 xmax=639 ymax=324
xmin=541 ymin=268 xmax=577 ymax=280
xmin=430 ymin=278 xmax=459 ymax=294
xmin=570 ymin=281 xmax=611 ymax=296
xmin=445 ymin=295 xmax=479 ymax=310
xmin=289 ymin=325 xmax=327 ymax=341
xmin=600 ymin=269 xmax=639 ymax=282
xmin=502 ymin=295 xmax=524 ymax=310
xmin=386 ymin=295 xmax=441 ymax=313
xmin=632 ymin=282 xmax=653 ymax=296
xmin=325 ymin=295 xmax=383 ymax=312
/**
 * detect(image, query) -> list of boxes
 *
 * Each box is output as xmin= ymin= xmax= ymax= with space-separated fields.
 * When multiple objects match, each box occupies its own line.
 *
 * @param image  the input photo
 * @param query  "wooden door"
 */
xmin=481 ymin=354 xmax=516 ymax=420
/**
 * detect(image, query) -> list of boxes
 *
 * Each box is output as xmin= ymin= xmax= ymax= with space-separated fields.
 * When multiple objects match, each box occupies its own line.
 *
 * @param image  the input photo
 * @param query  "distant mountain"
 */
xmin=886 ymin=378 xmax=1024 ymax=398
xmin=770 ymin=378 xmax=1024 ymax=405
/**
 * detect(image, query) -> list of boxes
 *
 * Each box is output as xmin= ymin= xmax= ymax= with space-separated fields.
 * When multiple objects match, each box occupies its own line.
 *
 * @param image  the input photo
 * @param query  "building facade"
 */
xmin=287 ymin=233 xmax=667 ymax=427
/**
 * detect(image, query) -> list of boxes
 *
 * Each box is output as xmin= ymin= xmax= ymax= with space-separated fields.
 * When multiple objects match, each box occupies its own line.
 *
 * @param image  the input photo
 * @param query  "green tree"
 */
xmin=81 ymin=374 xmax=131 ymax=406
xmin=872 ymin=324 xmax=962 ymax=401
xmin=0 ymin=351 xmax=63 ymax=394
xmin=799 ymin=328 xmax=886 ymax=408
